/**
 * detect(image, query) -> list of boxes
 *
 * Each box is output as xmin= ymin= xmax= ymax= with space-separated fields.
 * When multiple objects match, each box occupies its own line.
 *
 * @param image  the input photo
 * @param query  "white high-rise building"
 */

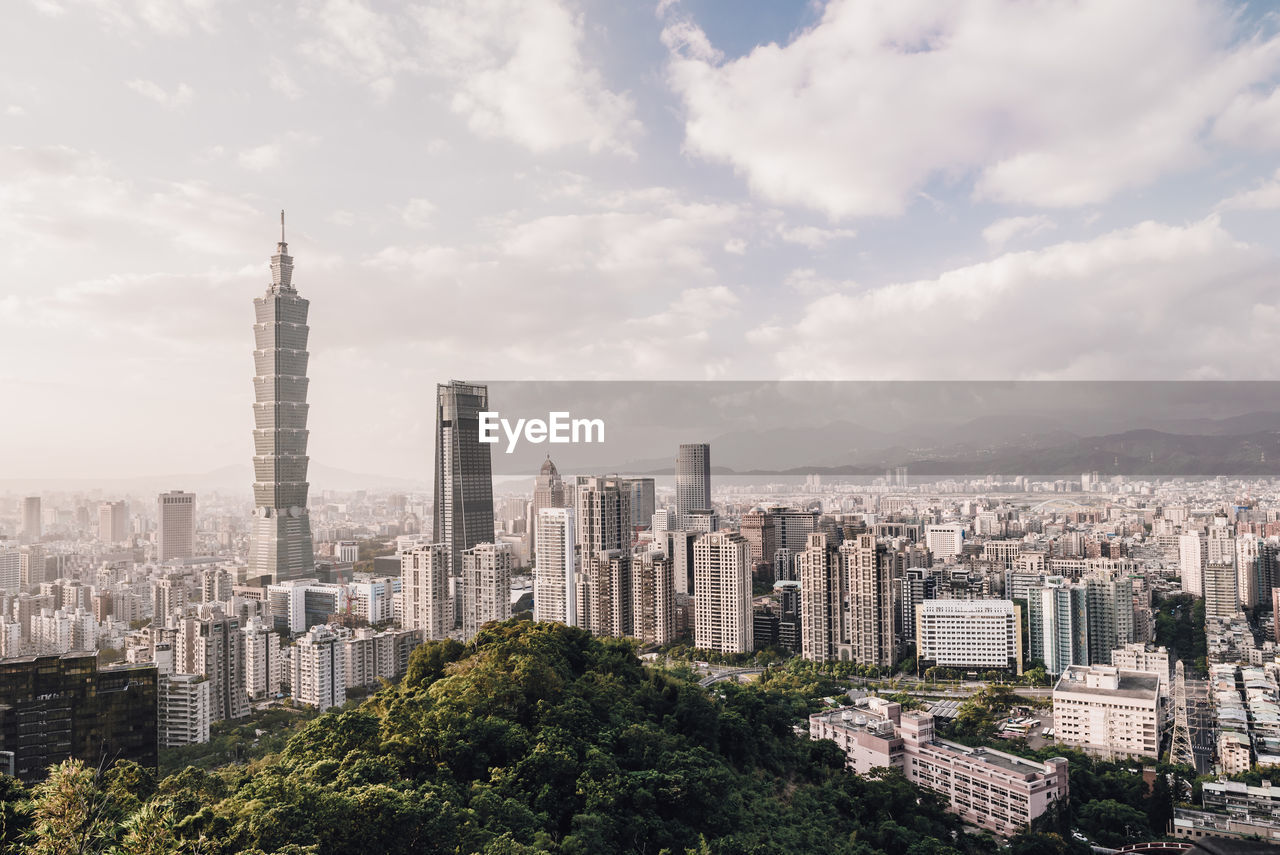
xmin=1179 ymin=532 xmax=1206 ymax=596
xmin=693 ymin=531 xmax=752 ymax=654
xmin=157 ymin=491 xmax=196 ymax=562
xmin=153 ymin=578 xmax=188 ymax=630
xmin=159 ymin=673 xmax=211 ymax=747
xmin=0 ymin=545 xmax=19 ymax=595
xmin=342 ymin=626 xmax=421 ymax=689
xmin=1237 ymin=536 xmax=1262 ymax=609
xmin=925 ymin=524 xmax=965 ymax=558
xmin=350 ymin=576 xmax=398 ymax=625
xmin=533 ymin=507 xmax=576 ymax=626
xmin=632 ymin=550 xmax=675 ymax=645
xmin=242 ymin=616 xmax=282 ymax=700
xmin=400 ymin=543 xmax=452 ymax=640
xmin=98 ymin=501 xmax=128 ymax=544
xmin=1205 ymin=562 xmax=1240 ymax=619
xmin=19 ymin=544 xmax=45 ymax=588
xmin=175 ymin=609 xmax=249 ymax=722
xmin=21 ymin=496 xmax=41 ymax=544
xmin=916 ymin=599 xmax=1022 ymax=674
xmin=461 ymin=542 xmax=513 ymax=640
xmin=841 ymin=534 xmax=897 ymax=668
xmin=292 ymin=624 xmax=346 ymax=711
xmin=797 ymin=533 xmax=841 ymax=663
xmin=337 ymin=540 xmax=359 ymax=564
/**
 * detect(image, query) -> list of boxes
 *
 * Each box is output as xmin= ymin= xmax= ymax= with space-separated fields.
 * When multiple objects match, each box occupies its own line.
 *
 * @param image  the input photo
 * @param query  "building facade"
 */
xmin=461 ymin=542 xmax=513 ymax=639
xmin=401 ymin=543 xmax=452 ymax=641
xmin=916 ymin=599 xmax=1022 ymax=675
xmin=811 ymin=699 xmax=1068 ymax=837
xmin=248 ymin=219 xmax=315 ymax=583
xmin=157 ymin=490 xmax=196 ymax=562
xmin=0 ymin=652 xmax=158 ymax=782
xmin=693 ymin=531 xmax=752 ymax=654
xmin=1052 ymin=665 xmax=1163 ymax=759
xmin=433 ymin=380 xmax=495 ymax=576
xmin=533 ymin=507 xmax=576 ymax=626
xmin=675 ymin=443 xmax=711 ymax=525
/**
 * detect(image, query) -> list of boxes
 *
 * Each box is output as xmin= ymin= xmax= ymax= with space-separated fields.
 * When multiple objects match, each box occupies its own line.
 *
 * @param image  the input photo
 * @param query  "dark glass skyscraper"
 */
xmin=675 ymin=443 xmax=711 ymax=524
xmin=433 ymin=381 xmax=495 ymax=575
xmin=248 ymin=214 xmax=314 ymax=583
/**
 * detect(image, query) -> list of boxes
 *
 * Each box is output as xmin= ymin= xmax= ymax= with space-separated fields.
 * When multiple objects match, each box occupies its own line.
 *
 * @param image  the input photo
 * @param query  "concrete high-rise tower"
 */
xmin=533 ymin=507 xmax=576 ymax=626
xmin=675 ymin=443 xmax=711 ymax=525
xmin=157 ymin=491 xmax=195 ymax=562
xmin=433 ymin=381 xmax=495 ymax=576
xmin=98 ymin=501 xmax=128 ymax=544
xmin=248 ymin=213 xmax=314 ymax=584
xmin=21 ymin=497 xmax=41 ymax=544
xmin=528 ymin=456 xmax=566 ymax=562
xmin=693 ymin=531 xmax=752 ymax=654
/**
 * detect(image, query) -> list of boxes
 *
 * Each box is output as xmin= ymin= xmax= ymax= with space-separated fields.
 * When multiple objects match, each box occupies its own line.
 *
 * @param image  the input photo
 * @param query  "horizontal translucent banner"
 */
xmin=452 ymin=380 xmax=1280 ymax=480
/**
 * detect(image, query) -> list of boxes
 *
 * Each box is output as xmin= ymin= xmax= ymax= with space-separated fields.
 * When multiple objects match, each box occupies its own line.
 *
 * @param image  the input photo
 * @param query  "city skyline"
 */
xmin=8 ymin=1 xmax=1280 ymax=479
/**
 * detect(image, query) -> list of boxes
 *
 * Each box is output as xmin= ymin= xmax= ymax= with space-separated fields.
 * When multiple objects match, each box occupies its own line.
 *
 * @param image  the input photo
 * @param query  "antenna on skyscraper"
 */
xmin=280 ymin=209 xmax=286 ymax=243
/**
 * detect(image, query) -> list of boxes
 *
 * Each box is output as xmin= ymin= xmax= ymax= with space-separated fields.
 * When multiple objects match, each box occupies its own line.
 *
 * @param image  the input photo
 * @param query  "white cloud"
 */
xmin=415 ymin=0 xmax=640 ymax=154
xmin=268 ymin=60 xmax=304 ymax=100
xmin=1213 ymin=85 xmax=1280 ymax=148
xmin=295 ymin=0 xmax=638 ymax=153
xmin=298 ymin=0 xmax=416 ymax=98
xmin=0 ymin=145 xmax=271 ymax=262
xmin=401 ymin=198 xmax=436 ymax=228
xmin=126 ymin=78 xmax=193 ymax=108
xmin=663 ymin=0 xmax=1280 ymax=217
xmin=1217 ymin=168 xmax=1280 ymax=210
xmin=237 ymin=143 xmax=280 ymax=171
xmin=5 ymin=105 xmax=26 ymax=117
xmin=982 ymin=215 xmax=1055 ymax=250
xmin=763 ymin=216 xmax=1277 ymax=379
xmin=46 ymin=0 xmax=217 ymax=35
xmin=777 ymin=224 xmax=856 ymax=248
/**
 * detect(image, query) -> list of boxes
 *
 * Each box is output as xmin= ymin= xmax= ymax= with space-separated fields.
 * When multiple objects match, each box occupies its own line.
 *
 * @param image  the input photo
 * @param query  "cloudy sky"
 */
xmin=6 ymin=0 xmax=1280 ymax=480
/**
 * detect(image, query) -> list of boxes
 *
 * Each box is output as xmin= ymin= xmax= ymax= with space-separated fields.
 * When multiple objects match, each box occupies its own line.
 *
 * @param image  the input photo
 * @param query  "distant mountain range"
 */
xmin=617 ymin=412 xmax=1280 ymax=477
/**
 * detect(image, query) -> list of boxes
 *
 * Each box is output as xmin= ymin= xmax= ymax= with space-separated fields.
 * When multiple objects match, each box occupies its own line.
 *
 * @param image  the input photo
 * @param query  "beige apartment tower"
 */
xmin=693 ymin=531 xmax=752 ymax=654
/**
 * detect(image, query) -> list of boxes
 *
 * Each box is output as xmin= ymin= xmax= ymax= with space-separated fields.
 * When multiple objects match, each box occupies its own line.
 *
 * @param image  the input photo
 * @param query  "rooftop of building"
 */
xmin=1203 ymin=778 xmax=1280 ymax=799
xmin=932 ymin=738 xmax=1064 ymax=778
xmin=1053 ymin=665 xmax=1161 ymax=700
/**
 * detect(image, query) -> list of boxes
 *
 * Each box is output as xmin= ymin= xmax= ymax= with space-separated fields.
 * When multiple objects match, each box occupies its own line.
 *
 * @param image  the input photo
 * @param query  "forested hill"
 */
xmin=5 ymin=622 xmax=1016 ymax=854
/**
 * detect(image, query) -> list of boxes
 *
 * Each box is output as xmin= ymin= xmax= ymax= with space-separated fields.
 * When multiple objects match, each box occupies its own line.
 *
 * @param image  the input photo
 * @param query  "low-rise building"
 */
xmin=810 ymin=699 xmax=1068 ymax=836
xmin=1052 ymin=665 xmax=1163 ymax=759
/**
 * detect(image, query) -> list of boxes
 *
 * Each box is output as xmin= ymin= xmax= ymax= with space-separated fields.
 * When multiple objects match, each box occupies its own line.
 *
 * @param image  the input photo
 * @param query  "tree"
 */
xmin=24 ymin=759 xmax=117 ymax=855
xmin=1076 ymin=798 xmax=1149 ymax=847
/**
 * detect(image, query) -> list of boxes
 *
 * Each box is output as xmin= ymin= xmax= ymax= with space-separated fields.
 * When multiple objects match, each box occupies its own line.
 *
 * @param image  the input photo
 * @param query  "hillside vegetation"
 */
xmin=3 ymin=622 xmax=1054 ymax=854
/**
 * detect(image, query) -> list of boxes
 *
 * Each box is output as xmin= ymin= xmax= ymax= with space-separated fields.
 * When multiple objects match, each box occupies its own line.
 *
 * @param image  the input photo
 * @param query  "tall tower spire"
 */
xmin=270 ymin=208 xmax=294 ymax=292
xmin=249 ymin=214 xmax=314 ymax=584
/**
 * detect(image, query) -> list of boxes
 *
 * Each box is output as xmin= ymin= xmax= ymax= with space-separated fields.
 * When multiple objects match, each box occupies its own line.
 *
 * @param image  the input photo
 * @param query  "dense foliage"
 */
xmin=4 ymin=622 xmax=1014 ymax=855
xmin=1154 ymin=593 xmax=1207 ymax=673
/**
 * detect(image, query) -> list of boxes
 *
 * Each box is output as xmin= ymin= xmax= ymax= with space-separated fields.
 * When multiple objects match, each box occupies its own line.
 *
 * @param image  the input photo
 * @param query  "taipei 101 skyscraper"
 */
xmin=247 ymin=212 xmax=314 ymax=583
